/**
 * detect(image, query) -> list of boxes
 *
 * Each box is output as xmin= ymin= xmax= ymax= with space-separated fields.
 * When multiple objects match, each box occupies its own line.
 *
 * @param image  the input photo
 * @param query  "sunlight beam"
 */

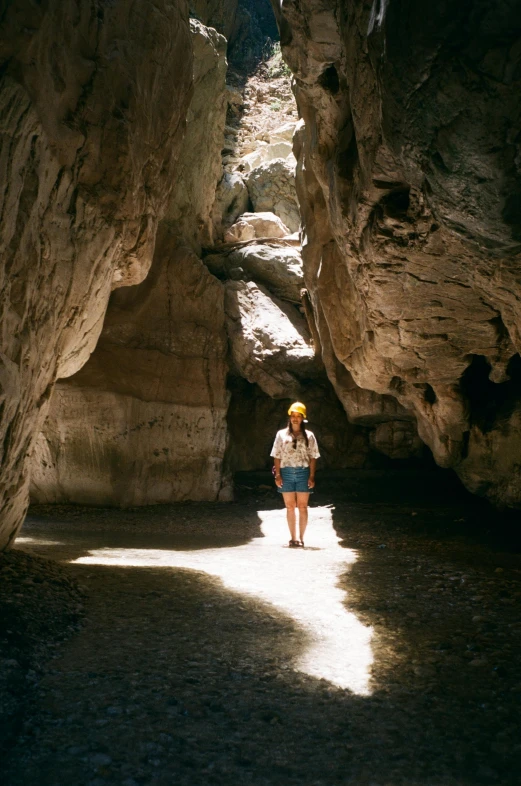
xmin=71 ymin=506 xmax=373 ymax=694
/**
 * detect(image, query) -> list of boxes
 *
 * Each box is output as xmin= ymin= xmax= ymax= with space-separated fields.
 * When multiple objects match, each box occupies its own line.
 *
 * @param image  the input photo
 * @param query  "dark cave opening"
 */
xmin=424 ymin=383 xmax=437 ymax=405
xmin=460 ymin=353 xmax=521 ymax=434
xmin=380 ymin=186 xmax=411 ymax=219
xmin=318 ymin=64 xmax=340 ymax=95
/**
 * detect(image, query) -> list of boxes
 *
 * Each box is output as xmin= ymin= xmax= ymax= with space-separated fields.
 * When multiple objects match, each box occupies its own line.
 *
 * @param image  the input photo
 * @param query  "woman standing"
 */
xmin=270 ymin=402 xmax=320 ymax=547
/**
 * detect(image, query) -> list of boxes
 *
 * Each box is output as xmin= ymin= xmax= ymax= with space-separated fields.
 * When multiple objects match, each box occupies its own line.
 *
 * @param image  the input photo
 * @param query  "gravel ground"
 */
xmin=0 ymin=551 xmax=84 ymax=760
xmin=2 ymin=470 xmax=521 ymax=786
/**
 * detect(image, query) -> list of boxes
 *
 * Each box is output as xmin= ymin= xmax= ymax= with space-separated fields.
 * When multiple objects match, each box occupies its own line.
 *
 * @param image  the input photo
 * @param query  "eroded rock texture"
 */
xmin=273 ymin=0 xmax=521 ymax=507
xmin=31 ymin=235 xmax=229 ymax=505
xmin=30 ymin=19 xmax=231 ymax=507
xmin=0 ymin=0 xmax=193 ymax=547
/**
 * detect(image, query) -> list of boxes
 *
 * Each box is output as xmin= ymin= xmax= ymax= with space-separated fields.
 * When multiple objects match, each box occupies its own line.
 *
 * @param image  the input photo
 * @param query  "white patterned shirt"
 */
xmin=270 ymin=429 xmax=320 ymax=468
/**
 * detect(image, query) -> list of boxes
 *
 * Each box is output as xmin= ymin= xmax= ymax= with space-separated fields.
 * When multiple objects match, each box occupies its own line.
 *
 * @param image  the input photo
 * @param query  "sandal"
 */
xmin=288 ymin=540 xmax=300 ymax=548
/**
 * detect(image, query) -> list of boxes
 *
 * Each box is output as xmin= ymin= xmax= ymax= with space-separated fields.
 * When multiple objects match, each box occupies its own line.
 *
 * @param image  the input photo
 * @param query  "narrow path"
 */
xmin=4 ymin=475 xmax=521 ymax=785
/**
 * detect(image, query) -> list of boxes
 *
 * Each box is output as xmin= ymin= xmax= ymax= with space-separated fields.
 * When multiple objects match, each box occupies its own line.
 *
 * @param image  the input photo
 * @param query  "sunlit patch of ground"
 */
xmin=71 ymin=506 xmax=373 ymax=694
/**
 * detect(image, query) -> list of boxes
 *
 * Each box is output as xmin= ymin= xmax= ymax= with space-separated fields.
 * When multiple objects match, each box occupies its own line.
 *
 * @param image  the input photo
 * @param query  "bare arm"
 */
xmin=274 ymin=458 xmax=283 ymax=487
xmin=308 ymin=458 xmax=316 ymax=488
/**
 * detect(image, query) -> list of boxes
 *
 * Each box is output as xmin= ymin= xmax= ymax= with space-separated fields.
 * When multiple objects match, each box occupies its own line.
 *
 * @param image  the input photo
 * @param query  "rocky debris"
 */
xmin=232 ymin=45 xmax=298 ymax=163
xmin=0 ymin=550 xmax=84 ymax=759
xmin=207 ymin=242 xmax=303 ymax=303
xmin=224 ymin=212 xmax=290 ymax=242
xmin=275 ymin=0 xmax=521 ymax=507
xmin=0 ymin=0 xmax=193 ymax=548
xmin=246 ymin=159 xmax=300 ymax=232
xmin=224 ymin=280 xmax=318 ymax=398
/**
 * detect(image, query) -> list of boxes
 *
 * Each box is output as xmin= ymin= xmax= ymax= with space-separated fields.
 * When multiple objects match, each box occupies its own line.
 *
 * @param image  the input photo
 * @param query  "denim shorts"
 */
xmin=278 ymin=466 xmax=313 ymax=494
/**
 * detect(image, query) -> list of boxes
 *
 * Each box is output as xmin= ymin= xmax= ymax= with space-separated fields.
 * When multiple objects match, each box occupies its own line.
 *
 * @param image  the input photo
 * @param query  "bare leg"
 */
xmin=282 ymin=492 xmax=298 ymax=542
xmin=296 ymin=492 xmax=310 ymax=543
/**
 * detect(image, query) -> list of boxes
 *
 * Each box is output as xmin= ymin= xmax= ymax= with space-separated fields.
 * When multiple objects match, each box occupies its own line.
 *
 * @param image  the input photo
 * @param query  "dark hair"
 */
xmin=287 ymin=417 xmax=309 ymax=448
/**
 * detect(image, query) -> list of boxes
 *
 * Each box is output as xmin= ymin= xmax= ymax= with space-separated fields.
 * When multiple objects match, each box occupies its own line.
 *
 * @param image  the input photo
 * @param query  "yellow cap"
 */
xmin=288 ymin=401 xmax=307 ymax=418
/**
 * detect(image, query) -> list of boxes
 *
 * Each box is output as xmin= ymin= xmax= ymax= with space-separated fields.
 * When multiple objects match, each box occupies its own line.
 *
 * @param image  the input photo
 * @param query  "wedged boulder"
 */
xmin=211 ymin=172 xmax=250 ymax=237
xmin=31 ymin=241 xmax=230 ymax=506
xmin=224 ymin=280 xmax=318 ymax=398
xmin=275 ymin=0 xmax=521 ymax=506
xmin=0 ymin=0 xmax=193 ymax=548
xmin=269 ymin=122 xmax=297 ymax=144
xmin=239 ymin=141 xmax=294 ymax=172
xmin=246 ymin=158 xmax=300 ymax=232
xmin=224 ymin=219 xmax=256 ymax=243
xmin=224 ymin=211 xmax=290 ymax=242
xmin=206 ymin=243 xmax=304 ymax=303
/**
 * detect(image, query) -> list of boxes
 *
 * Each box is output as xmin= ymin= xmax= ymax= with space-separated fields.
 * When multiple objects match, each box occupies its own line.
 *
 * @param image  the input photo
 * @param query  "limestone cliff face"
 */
xmin=273 ymin=0 xmax=521 ymax=506
xmin=0 ymin=0 xmax=193 ymax=547
xmin=30 ymin=20 xmax=231 ymax=506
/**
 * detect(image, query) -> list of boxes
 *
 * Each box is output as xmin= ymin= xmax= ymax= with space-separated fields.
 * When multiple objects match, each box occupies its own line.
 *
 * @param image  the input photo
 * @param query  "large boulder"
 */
xmin=0 ymin=0 xmax=193 ymax=548
xmin=225 ymin=280 xmax=318 ymax=398
xmin=269 ymin=122 xmax=297 ymax=144
xmin=206 ymin=242 xmax=304 ymax=303
xmin=274 ymin=0 xmax=521 ymax=507
xmin=30 ymin=18 xmax=232 ymax=508
xmin=246 ymin=158 xmax=300 ymax=232
xmin=224 ymin=211 xmax=290 ymax=242
xmin=238 ymin=141 xmax=294 ymax=173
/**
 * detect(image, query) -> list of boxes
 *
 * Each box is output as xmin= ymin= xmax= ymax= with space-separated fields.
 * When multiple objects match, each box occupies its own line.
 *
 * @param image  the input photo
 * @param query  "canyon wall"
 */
xmin=0 ymin=0 xmax=193 ymax=547
xmin=31 ymin=20 xmax=232 ymax=506
xmin=272 ymin=0 xmax=521 ymax=507
xmin=30 ymin=6 xmax=376 ymax=509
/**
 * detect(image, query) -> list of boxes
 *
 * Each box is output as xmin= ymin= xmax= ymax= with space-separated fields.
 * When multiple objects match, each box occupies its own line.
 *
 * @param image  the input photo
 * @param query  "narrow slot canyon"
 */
xmin=1 ymin=1 xmax=521 ymax=784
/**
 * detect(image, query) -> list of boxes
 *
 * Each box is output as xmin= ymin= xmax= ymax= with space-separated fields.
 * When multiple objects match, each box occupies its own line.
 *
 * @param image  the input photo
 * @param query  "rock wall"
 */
xmin=0 ymin=0 xmax=193 ymax=547
xmin=31 ymin=234 xmax=230 ymax=505
xmin=30 ymin=20 xmax=231 ymax=506
xmin=273 ymin=0 xmax=521 ymax=507
xmin=189 ymin=1 xmax=238 ymax=39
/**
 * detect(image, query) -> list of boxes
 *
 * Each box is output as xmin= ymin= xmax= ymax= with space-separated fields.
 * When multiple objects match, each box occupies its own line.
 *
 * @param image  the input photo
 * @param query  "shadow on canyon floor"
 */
xmin=2 ymin=470 xmax=521 ymax=785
